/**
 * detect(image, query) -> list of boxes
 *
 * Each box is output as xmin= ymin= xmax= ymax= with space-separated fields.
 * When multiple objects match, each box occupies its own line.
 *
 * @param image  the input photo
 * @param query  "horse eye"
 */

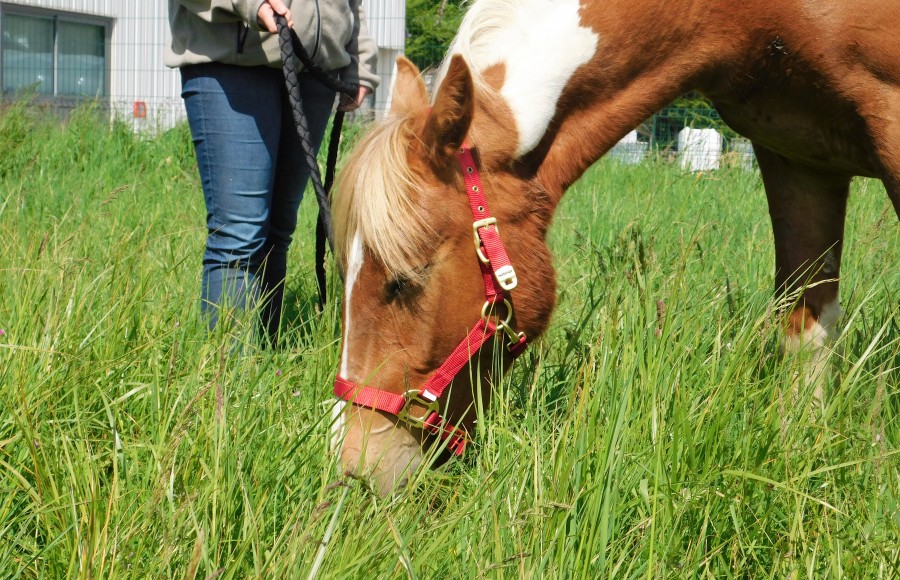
xmin=386 ymin=278 xmax=409 ymax=296
xmin=385 ymin=276 xmax=412 ymax=300
xmin=384 ymin=269 xmax=429 ymax=303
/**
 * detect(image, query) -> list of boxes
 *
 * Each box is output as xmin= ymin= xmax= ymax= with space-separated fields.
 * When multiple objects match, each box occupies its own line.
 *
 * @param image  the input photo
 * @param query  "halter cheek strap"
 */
xmin=333 ymin=146 xmax=529 ymax=456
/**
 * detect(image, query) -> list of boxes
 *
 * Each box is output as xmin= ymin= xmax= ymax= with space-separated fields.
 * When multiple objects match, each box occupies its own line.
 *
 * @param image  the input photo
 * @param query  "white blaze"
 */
xmin=448 ymin=0 xmax=599 ymax=156
xmin=339 ymin=231 xmax=365 ymax=380
xmin=332 ymin=231 xmax=365 ymax=453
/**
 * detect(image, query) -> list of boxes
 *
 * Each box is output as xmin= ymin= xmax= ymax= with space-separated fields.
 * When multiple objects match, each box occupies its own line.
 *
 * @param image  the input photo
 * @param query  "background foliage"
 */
xmin=405 ymin=0 xmax=465 ymax=71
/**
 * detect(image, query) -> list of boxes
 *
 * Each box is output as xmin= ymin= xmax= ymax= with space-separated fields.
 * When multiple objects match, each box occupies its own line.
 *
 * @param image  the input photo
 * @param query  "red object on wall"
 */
xmin=133 ymin=101 xmax=147 ymax=118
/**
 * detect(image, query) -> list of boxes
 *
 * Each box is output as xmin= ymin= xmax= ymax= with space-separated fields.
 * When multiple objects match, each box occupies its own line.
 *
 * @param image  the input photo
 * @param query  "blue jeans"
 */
xmin=181 ymin=63 xmax=335 ymax=344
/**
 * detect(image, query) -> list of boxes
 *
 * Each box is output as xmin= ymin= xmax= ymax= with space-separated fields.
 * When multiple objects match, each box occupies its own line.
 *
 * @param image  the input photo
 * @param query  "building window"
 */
xmin=2 ymin=8 xmax=107 ymax=98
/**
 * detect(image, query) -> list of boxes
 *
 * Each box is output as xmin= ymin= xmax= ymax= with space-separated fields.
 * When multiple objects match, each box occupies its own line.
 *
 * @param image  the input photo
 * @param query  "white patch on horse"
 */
xmin=782 ymin=299 xmax=842 ymax=403
xmin=339 ymin=231 xmax=365 ymax=380
xmin=448 ymin=0 xmax=599 ymax=156
xmin=783 ymin=299 xmax=843 ymax=353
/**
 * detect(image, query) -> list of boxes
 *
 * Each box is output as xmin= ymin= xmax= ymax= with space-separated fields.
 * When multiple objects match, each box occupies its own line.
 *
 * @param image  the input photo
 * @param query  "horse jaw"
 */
xmin=338 ymin=407 xmax=423 ymax=496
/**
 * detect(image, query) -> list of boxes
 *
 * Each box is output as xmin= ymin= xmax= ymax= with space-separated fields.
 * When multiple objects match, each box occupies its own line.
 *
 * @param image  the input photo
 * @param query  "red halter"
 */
xmin=333 ymin=146 xmax=529 ymax=455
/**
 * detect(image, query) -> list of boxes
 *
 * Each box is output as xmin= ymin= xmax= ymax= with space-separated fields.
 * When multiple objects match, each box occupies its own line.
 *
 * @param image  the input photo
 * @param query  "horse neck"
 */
xmin=470 ymin=0 xmax=747 ymax=198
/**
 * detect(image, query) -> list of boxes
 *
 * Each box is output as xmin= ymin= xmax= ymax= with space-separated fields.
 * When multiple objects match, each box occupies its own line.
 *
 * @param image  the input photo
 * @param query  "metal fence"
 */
xmin=608 ymin=107 xmax=756 ymax=170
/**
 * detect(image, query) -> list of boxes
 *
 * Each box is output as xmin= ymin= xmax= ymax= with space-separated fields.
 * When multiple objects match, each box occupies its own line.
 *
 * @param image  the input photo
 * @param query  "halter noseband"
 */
xmin=333 ymin=146 xmax=529 ymax=455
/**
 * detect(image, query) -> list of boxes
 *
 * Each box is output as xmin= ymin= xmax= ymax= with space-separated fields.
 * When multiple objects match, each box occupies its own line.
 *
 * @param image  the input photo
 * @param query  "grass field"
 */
xmin=1 ymin=102 xmax=898 ymax=578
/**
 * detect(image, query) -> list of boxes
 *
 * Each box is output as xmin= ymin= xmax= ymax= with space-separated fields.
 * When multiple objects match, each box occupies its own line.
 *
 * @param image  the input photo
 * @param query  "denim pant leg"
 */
xmin=260 ymin=75 xmax=336 ymax=341
xmin=181 ymin=63 xmax=335 ymax=341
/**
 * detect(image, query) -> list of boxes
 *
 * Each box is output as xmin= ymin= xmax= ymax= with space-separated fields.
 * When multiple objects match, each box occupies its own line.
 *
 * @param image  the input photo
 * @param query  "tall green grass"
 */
xmin=1 ymin=103 xmax=897 ymax=578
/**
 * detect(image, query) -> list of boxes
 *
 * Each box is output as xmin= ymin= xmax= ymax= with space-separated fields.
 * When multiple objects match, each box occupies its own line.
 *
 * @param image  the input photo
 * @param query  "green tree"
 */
xmin=405 ymin=0 xmax=464 ymax=71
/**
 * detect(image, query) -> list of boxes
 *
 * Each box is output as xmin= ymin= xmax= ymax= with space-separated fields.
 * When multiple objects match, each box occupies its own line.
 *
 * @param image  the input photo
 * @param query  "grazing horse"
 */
xmin=330 ymin=0 xmax=900 ymax=494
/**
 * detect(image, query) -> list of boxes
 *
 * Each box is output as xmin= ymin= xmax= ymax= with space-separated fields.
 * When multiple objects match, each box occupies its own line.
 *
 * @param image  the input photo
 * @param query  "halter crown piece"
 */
xmin=333 ymin=146 xmax=529 ymax=455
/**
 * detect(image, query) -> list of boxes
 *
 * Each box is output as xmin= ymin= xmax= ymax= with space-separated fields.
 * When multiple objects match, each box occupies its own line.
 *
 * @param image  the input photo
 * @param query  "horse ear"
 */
xmin=389 ymin=57 xmax=429 ymax=116
xmin=421 ymin=55 xmax=474 ymax=171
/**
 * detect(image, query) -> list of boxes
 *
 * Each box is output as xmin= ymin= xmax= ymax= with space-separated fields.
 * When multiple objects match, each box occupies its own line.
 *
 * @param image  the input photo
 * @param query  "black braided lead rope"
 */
xmin=275 ymin=14 xmax=356 ymax=306
xmin=317 ymin=109 xmax=345 ymax=305
xmin=281 ymin=16 xmax=358 ymax=96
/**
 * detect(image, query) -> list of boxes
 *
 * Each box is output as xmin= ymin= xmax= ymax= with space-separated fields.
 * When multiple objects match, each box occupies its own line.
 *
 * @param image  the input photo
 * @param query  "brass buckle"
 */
xmin=482 ymin=299 xmax=527 ymax=351
xmin=397 ymin=390 xmax=439 ymax=428
xmin=472 ymin=217 xmax=498 ymax=264
xmin=472 ymin=218 xmax=518 ymax=290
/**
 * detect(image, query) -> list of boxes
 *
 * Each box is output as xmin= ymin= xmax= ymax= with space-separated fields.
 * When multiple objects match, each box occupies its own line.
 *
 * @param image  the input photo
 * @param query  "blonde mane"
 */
xmin=331 ymin=114 xmax=430 ymax=279
xmin=334 ymin=0 xmax=527 ymax=277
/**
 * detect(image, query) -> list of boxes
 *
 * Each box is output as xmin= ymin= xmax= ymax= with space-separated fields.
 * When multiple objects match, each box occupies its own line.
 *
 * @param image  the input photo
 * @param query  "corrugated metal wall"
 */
xmin=366 ymin=0 xmax=404 ymax=49
xmin=110 ymin=1 xmax=182 ymax=130
xmin=2 ymin=0 xmax=181 ymax=130
xmin=3 ymin=0 xmax=406 ymax=128
xmin=366 ymin=0 xmax=405 ymax=115
xmin=5 ymin=0 xmax=113 ymax=16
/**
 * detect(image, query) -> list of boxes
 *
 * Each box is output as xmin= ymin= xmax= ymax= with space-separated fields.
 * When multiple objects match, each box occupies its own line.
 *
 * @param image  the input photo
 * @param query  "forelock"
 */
xmin=332 ymin=114 xmax=433 ymax=280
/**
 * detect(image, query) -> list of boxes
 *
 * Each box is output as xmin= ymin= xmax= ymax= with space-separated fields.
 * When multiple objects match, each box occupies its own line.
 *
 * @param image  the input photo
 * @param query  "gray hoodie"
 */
xmin=166 ymin=0 xmax=379 ymax=90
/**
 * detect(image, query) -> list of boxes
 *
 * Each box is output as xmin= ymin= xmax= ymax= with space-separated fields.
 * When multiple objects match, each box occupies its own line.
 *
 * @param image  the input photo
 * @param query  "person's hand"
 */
xmin=338 ymin=86 xmax=370 ymax=112
xmin=258 ymin=0 xmax=293 ymax=33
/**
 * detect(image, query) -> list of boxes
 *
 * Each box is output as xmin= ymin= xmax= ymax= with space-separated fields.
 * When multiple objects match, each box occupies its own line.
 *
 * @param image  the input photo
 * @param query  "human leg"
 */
xmin=180 ymin=63 xmax=285 ymax=331
xmin=259 ymin=76 xmax=336 ymax=341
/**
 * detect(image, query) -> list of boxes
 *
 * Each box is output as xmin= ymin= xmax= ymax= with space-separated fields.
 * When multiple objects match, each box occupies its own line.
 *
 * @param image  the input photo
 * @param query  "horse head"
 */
xmin=330 ymin=56 xmax=558 ymax=494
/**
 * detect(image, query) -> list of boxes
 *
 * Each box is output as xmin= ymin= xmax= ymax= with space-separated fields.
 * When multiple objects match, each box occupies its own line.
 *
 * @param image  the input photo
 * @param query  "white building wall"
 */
xmin=363 ymin=0 xmax=406 ymax=117
xmin=3 ymin=0 xmax=405 ymax=128
xmin=4 ymin=0 xmax=113 ymax=14
xmin=364 ymin=0 xmax=405 ymax=116
xmin=2 ymin=0 xmax=181 ymax=130
xmin=366 ymin=0 xmax=404 ymax=48
xmin=109 ymin=1 xmax=182 ymax=130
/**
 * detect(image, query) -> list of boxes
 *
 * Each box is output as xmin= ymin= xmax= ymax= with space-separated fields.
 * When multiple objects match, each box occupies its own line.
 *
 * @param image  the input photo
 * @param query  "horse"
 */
xmin=329 ymin=0 xmax=900 ymax=494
